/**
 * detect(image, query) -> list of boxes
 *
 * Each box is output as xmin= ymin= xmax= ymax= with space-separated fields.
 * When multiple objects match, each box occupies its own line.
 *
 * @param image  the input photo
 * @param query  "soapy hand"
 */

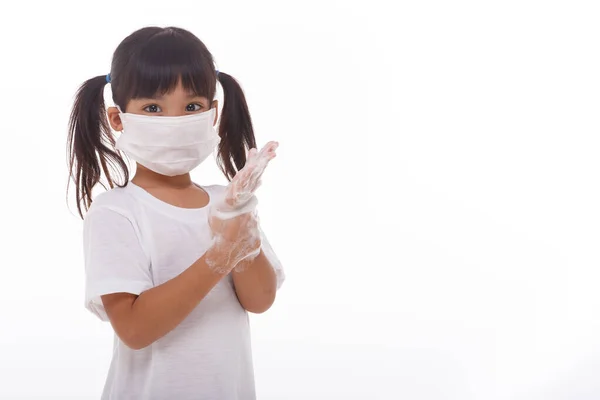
xmin=204 ymin=141 xmax=278 ymax=274
xmin=221 ymin=141 xmax=278 ymax=212
xmin=204 ymin=210 xmax=262 ymax=274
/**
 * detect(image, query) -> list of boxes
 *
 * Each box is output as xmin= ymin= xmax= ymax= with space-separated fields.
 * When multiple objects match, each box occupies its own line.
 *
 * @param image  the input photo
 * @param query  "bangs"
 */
xmin=121 ymin=30 xmax=216 ymax=101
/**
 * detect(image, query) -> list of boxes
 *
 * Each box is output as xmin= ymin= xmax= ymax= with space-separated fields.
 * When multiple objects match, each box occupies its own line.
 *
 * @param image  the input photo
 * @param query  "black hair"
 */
xmin=67 ymin=26 xmax=256 ymax=218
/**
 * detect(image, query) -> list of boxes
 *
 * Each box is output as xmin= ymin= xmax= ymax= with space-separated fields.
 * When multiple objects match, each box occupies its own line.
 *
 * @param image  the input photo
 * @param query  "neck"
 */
xmin=132 ymin=165 xmax=193 ymax=189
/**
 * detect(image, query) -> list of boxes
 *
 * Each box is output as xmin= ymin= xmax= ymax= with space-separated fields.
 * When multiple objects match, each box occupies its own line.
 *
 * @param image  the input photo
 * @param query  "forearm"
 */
xmin=104 ymin=254 xmax=224 ymax=349
xmin=232 ymin=250 xmax=277 ymax=313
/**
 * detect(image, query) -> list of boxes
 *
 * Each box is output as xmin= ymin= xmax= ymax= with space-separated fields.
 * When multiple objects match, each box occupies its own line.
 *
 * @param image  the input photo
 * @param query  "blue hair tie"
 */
xmin=106 ymin=73 xmax=111 ymax=83
xmin=216 ymin=70 xmax=219 ymax=76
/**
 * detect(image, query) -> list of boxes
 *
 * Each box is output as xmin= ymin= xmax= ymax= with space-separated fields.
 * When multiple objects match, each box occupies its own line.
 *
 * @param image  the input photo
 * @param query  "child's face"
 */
xmin=106 ymin=80 xmax=218 ymax=132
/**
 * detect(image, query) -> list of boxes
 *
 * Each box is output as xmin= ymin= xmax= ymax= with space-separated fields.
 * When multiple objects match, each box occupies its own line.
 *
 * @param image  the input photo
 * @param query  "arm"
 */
xmin=100 ymin=204 xmax=260 ymax=350
xmin=212 ymin=141 xmax=281 ymax=313
xmin=101 ymin=254 xmax=223 ymax=350
xmin=232 ymin=250 xmax=277 ymax=314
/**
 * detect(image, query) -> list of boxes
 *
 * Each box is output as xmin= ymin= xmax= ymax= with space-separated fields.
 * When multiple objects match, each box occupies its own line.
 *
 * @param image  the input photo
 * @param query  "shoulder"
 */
xmin=85 ymin=184 xmax=139 ymax=221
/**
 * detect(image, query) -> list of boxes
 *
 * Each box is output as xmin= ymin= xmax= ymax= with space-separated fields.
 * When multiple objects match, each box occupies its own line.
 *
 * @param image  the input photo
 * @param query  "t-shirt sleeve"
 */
xmin=83 ymin=206 xmax=154 ymax=321
xmin=259 ymin=227 xmax=285 ymax=290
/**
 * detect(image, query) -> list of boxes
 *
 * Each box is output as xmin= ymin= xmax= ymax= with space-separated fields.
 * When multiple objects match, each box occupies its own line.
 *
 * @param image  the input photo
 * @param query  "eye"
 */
xmin=186 ymin=103 xmax=202 ymax=112
xmin=143 ymin=104 xmax=162 ymax=113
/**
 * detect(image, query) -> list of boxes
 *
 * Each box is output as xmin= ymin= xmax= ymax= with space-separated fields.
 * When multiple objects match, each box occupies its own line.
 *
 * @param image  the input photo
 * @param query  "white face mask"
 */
xmin=115 ymin=108 xmax=220 ymax=176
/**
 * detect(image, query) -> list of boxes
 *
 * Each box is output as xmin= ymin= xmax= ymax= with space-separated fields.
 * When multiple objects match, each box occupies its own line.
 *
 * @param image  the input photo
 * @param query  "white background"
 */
xmin=0 ymin=1 xmax=599 ymax=399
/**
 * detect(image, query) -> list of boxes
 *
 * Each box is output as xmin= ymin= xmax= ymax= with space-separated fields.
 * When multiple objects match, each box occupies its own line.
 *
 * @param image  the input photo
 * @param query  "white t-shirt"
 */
xmin=82 ymin=182 xmax=285 ymax=400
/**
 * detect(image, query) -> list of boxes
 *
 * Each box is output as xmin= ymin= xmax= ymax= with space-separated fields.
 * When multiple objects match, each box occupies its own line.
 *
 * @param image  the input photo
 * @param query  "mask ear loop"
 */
xmin=209 ymin=107 xmax=221 ymax=163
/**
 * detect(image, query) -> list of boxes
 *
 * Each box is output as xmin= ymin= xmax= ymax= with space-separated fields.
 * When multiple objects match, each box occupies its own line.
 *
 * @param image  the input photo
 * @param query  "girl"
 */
xmin=67 ymin=26 xmax=285 ymax=400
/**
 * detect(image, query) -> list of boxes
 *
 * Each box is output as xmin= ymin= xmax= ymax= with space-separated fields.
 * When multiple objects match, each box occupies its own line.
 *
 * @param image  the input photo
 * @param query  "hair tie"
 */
xmin=106 ymin=73 xmax=111 ymax=83
xmin=216 ymin=70 xmax=220 ymax=76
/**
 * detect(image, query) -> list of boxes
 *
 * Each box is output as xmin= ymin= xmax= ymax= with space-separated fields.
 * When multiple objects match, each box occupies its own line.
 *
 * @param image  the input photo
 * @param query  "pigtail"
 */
xmin=67 ymin=75 xmax=129 ymax=219
xmin=216 ymin=71 xmax=257 ymax=180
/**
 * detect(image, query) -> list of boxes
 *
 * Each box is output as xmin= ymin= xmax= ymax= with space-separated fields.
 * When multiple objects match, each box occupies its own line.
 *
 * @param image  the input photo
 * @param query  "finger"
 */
xmin=224 ymin=145 xmax=273 ymax=208
xmin=247 ymin=149 xmax=272 ymax=182
xmin=248 ymin=167 xmax=266 ymax=193
xmin=247 ymin=152 xmax=272 ymax=189
xmin=261 ymin=141 xmax=278 ymax=159
xmin=227 ymin=168 xmax=252 ymax=206
xmin=224 ymin=172 xmax=245 ymax=204
xmin=234 ymin=164 xmax=259 ymax=197
xmin=258 ymin=143 xmax=277 ymax=167
xmin=246 ymin=164 xmax=268 ymax=194
xmin=247 ymin=147 xmax=259 ymax=161
xmin=230 ymin=142 xmax=277 ymax=192
xmin=251 ymin=179 xmax=263 ymax=193
xmin=267 ymin=141 xmax=279 ymax=153
xmin=233 ymin=176 xmax=253 ymax=203
xmin=262 ymin=141 xmax=278 ymax=152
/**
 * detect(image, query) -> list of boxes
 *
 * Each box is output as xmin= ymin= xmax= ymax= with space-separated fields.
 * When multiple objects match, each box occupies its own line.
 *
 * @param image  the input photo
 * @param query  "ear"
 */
xmin=211 ymin=100 xmax=219 ymax=126
xmin=107 ymin=106 xmax=123 ymax=131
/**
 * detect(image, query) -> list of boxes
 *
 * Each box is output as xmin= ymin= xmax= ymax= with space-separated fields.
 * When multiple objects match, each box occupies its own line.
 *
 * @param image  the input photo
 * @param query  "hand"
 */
xmin=205 ymin=141 xmax=278 ymax=274
xmin=208 ymin=207 xmax=257 ymax=243
xmin=221 ymin=141 xmax=278 ymax=212
xmin=205 ymin=210 xmax=262 ymax=274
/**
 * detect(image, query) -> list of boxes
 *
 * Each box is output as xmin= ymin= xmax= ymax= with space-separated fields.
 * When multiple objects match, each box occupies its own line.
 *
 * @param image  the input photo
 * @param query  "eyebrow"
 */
xmin=138 ymin=93 xmax=206 ymax=101
xmin=138 ymin=95 xmax=164 ymax=101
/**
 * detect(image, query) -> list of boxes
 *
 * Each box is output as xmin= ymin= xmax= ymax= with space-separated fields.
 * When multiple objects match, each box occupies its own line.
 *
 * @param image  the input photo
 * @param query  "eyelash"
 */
xmin=142 ymin=103 xmax=203 ymax=113
xmin=144 ymin=104 xmax=162 ymax=113
xmin=186 ymin=103 xmax=202 ymax=112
